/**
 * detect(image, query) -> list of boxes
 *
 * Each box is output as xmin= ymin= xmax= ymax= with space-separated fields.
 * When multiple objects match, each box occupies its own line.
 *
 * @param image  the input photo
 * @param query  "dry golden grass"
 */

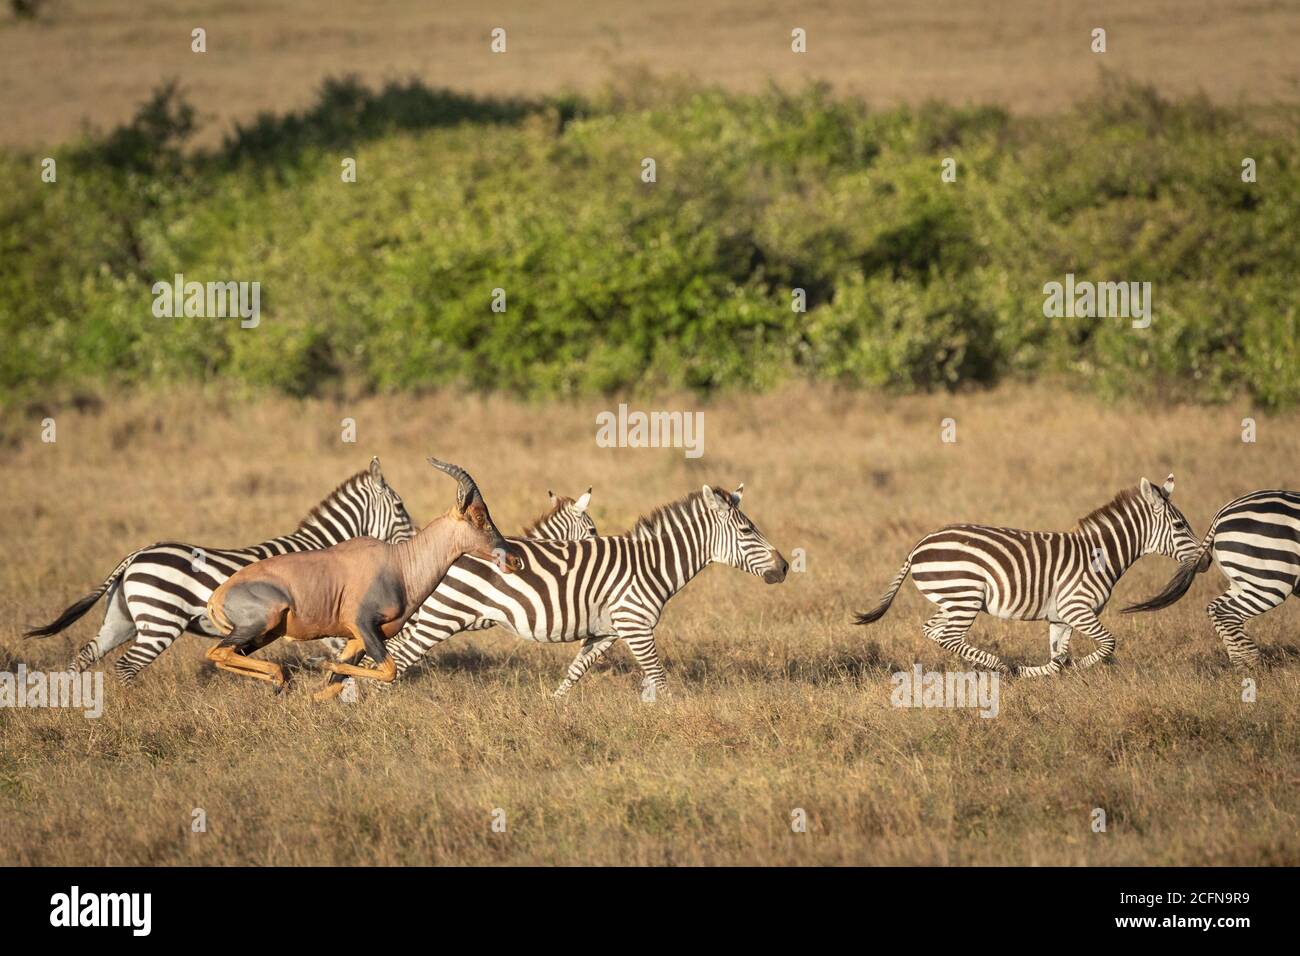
xmin=0 ymin=382 xmax=1297 ymax=865
xmin=1 ymin=0 xmax=1297 ymax=147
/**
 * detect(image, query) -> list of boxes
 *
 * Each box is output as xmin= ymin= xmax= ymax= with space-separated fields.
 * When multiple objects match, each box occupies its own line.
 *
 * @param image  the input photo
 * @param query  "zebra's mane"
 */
xmin=522 ymin=495 xmax=575 ymax=536
xmin=295 ymin=469 xmax=369 ymax=531
xmin=624 ymin=485 xmax=729 ymax=538
xmin=1073 ymin=486 xmax=1143 ymax=532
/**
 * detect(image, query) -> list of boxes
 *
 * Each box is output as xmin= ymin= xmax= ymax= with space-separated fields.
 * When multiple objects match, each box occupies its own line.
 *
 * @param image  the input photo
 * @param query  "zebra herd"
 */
xmin=23 ymin=461 xmax=1300 ymax=696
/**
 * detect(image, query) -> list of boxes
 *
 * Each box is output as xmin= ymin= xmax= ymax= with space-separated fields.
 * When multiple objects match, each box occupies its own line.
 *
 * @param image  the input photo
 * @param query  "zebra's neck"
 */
xmin=233 ymin=484 xmax=370 ymax=557
xmin=1073 ymin=500 xmax=1148 ymax=586
xmin=627 ymin=499 xmax=713 ymax=597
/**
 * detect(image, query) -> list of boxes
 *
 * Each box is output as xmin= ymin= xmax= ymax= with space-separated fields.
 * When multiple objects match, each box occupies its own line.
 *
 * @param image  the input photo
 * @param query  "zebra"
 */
xmin=23 ymin=458 xmax=415 ymax=683
xmin=366 ymin=483 xmax=787 ymax=698
xmin=1124 ymin=489 xmax=1300 ymax=667
xmin=320 ymin=487 xmax=599 ymax=668
xmin=853 ymin=476 xmax=1200 ymax=676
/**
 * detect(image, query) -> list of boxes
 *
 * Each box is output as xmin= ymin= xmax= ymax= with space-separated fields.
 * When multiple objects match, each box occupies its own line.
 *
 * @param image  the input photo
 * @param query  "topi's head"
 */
xmin=428 ymin=457 xmax=522 ymax=573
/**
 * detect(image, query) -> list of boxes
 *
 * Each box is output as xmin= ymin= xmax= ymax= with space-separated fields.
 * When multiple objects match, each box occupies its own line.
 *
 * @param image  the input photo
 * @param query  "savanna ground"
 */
xmin=2 ymin=0 xmax=1298 ymax=147
xmin=1 ymin=384 xmax=1298 ymax=865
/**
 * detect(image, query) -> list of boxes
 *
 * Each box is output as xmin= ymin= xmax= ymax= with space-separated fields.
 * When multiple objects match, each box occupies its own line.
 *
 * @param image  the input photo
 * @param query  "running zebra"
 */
xmin=854 ymin=476 xmax=1199 ymax=676
xmin=24 ymin=458 xmax=415 ymax=682
xmin=1124 ymin=489 xmax=1300 ymax=666
xmin=320 ymin=487 xmax=598 ymax=666
xmin=368 ymin=484 xmax=787 ymax=698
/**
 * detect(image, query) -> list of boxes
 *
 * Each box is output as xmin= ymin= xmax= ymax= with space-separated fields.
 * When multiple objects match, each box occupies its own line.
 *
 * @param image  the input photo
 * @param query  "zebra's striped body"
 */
xmin=1124 ymin=489 xmax=1300 ymax=666
xmin=24 ymin=458 xmax=414 ymax=682
xmin=855 ymin=476 xmax=1199 ymax=676
xmin=375 ymin=484 xmax=787 ymax=697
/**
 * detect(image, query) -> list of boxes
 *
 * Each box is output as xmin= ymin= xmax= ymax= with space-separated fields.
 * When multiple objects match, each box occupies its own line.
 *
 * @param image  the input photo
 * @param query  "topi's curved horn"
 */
xmin=427 ymin=457 xmax=478 ymax=510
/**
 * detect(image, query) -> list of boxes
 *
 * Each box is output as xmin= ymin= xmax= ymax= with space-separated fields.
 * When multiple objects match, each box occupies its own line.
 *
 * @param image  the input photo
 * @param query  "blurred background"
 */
xmin=0 ymin=0 xmax=1297 ymax=413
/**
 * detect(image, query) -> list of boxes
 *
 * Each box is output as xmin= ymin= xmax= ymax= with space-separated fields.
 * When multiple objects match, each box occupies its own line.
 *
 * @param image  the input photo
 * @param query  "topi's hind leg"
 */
xmin=922 ymin=604 xmax=1010 ymax=673
xmin=205 ymin=643 xmax=288 ymax=689
xmin=205 ymin=582 xmax=290 ymax=688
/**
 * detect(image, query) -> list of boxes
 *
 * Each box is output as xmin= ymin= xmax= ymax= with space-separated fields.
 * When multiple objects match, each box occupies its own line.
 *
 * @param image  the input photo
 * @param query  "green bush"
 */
xmin=1 ymin=76 xmax=1296 ymax=406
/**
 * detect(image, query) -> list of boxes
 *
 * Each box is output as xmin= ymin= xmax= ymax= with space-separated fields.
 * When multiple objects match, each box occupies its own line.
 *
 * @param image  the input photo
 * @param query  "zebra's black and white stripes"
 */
xmin=855 ymin=476 xmax=1200 ymax=675
xmin=1124 ymin=489 xmax=1300 ymax=666
xmin=375 ymin=484 xmax=787 ymax=697
xmin=24 ymin=458 xmax=415 ymax=682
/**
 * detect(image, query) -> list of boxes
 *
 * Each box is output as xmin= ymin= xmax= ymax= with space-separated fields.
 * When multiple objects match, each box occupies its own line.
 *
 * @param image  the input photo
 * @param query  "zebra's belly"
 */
xmin=491 ymin=608 xmax=603 ymax=644
xmin=983 ymin=594 xmax=1051 ymax=621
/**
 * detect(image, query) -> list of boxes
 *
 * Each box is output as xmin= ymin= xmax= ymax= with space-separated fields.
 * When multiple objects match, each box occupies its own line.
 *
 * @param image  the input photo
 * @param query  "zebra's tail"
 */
xmin=853 ymin=553 xmax=914 ymax=625
xmin=24 ymin=547 xmax=147 ymax=638
xmin=1122 ymin=526 xmax=1216 ymax=614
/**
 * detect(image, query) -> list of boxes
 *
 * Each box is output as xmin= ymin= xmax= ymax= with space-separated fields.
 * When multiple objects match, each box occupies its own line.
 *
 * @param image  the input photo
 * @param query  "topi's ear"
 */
xmin=1162 ymin=473 xmax=1175 ymax=496
xmin=574 ymin=489 xmax=592 ymax=513
xmin=369 ymin=456 xmax=384 ymax=484
xmin=730 ymin=483 xmax=745 ymax=508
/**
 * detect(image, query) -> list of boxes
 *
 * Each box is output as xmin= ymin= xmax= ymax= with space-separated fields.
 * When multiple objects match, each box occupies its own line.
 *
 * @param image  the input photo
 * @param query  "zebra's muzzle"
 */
xmin=763 ymin=555 xmax=789 ymax=584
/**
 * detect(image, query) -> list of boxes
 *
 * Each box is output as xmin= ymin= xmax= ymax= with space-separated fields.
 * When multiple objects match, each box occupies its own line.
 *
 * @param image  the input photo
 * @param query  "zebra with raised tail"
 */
xmin=321 ymin=487 xmax=599 ymax=671
xmin=1124 ymin=489 xmax=1300 ymax=666
xmin=854 ymin=476 xmax=1199 ymax=676
xmin=368 ymin=483 xmax=787 ymax=698
xmin=24 ymin=458 xmax=415 ymax=682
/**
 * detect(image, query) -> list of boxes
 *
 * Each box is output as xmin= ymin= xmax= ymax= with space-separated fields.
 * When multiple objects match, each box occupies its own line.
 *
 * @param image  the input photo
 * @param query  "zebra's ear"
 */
xmin=1162 ymin=474 xmax=1175 ymax=496
xmin=575 ymin=489 xmax=592 ymax=513
xmin=1139 ymin=477 xmax=1162 ymax=506
xmin=730 ymin=483 xmax=744 ymax=508
xmin=702 ymin=485 xmax=731 ymax=513
xmin=369 ymin=456 xmax=385 ymax=485
xmin=548 ymin=489 xmax=557 ymax=504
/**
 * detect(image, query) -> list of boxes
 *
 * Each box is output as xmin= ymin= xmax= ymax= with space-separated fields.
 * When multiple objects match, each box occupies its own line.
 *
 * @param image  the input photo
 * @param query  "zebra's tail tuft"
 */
xmin=24 ymin=547 xmax=147 ymax=638
xmin=1122 ymin=527 xmax=1215 ymax=614
xmin=854 ymin=554 xmax=914 ymax=625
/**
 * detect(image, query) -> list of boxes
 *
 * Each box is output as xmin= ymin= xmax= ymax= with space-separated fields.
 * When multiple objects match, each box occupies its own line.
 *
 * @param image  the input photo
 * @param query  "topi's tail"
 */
xmin=1122 ymin=527 xmax=1216 ymax=614
xmin=24 ymin=547 xmax=147 ymax=638
xmin=853 ymin=553 xmax=914 ymax=625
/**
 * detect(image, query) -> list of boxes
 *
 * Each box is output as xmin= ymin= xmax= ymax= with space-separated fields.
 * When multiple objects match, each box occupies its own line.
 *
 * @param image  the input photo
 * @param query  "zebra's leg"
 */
xmin=1206 ymin=587 xmax=1274 ymax=668
xmin=1018 ymin=623 xmax=1073 ymax=678
xmin=923 ymin=606 xmax=1011 ymax=674
xmin=553 ymin=635 xmax=618 ymax=698
xmin=72 ymin=584 xmax=135 ymax=671
xmin=615 ymin=627 xmax=669 ymax=700
xmin=112 ymin=624 xmax=185 ymax=684
xmin=1061 ymin=610 xmax=1115 ymax=670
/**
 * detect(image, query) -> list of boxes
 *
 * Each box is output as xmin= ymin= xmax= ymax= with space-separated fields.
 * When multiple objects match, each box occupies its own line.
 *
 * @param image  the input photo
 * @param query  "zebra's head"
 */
xmin=361 ymin=457 xmax=416 ymax=543
xmin=700 ymin=484 xmax=788 ymax=584
xmin=526 ymin=488 xmax=597 ymax=541
xmin=1138 ymin=473 xmax=1198 ymax=562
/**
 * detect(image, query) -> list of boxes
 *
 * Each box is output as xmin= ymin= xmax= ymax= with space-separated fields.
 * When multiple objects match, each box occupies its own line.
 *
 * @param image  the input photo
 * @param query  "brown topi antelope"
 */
xmin=204 ymin=458 xmax=521 ymax=699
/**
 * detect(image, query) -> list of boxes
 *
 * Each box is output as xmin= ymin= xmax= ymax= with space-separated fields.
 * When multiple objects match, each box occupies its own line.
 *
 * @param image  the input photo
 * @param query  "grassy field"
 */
xmin=2 ymin=0 xmax=1297 ymax=148
xmin=1 ymin=383 xmax=1297 ymax=865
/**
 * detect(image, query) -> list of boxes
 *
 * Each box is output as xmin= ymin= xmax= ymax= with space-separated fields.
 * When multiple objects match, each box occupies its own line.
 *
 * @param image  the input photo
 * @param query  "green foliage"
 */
xmin=1 ymin=76 xmax=1297 ymax=406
